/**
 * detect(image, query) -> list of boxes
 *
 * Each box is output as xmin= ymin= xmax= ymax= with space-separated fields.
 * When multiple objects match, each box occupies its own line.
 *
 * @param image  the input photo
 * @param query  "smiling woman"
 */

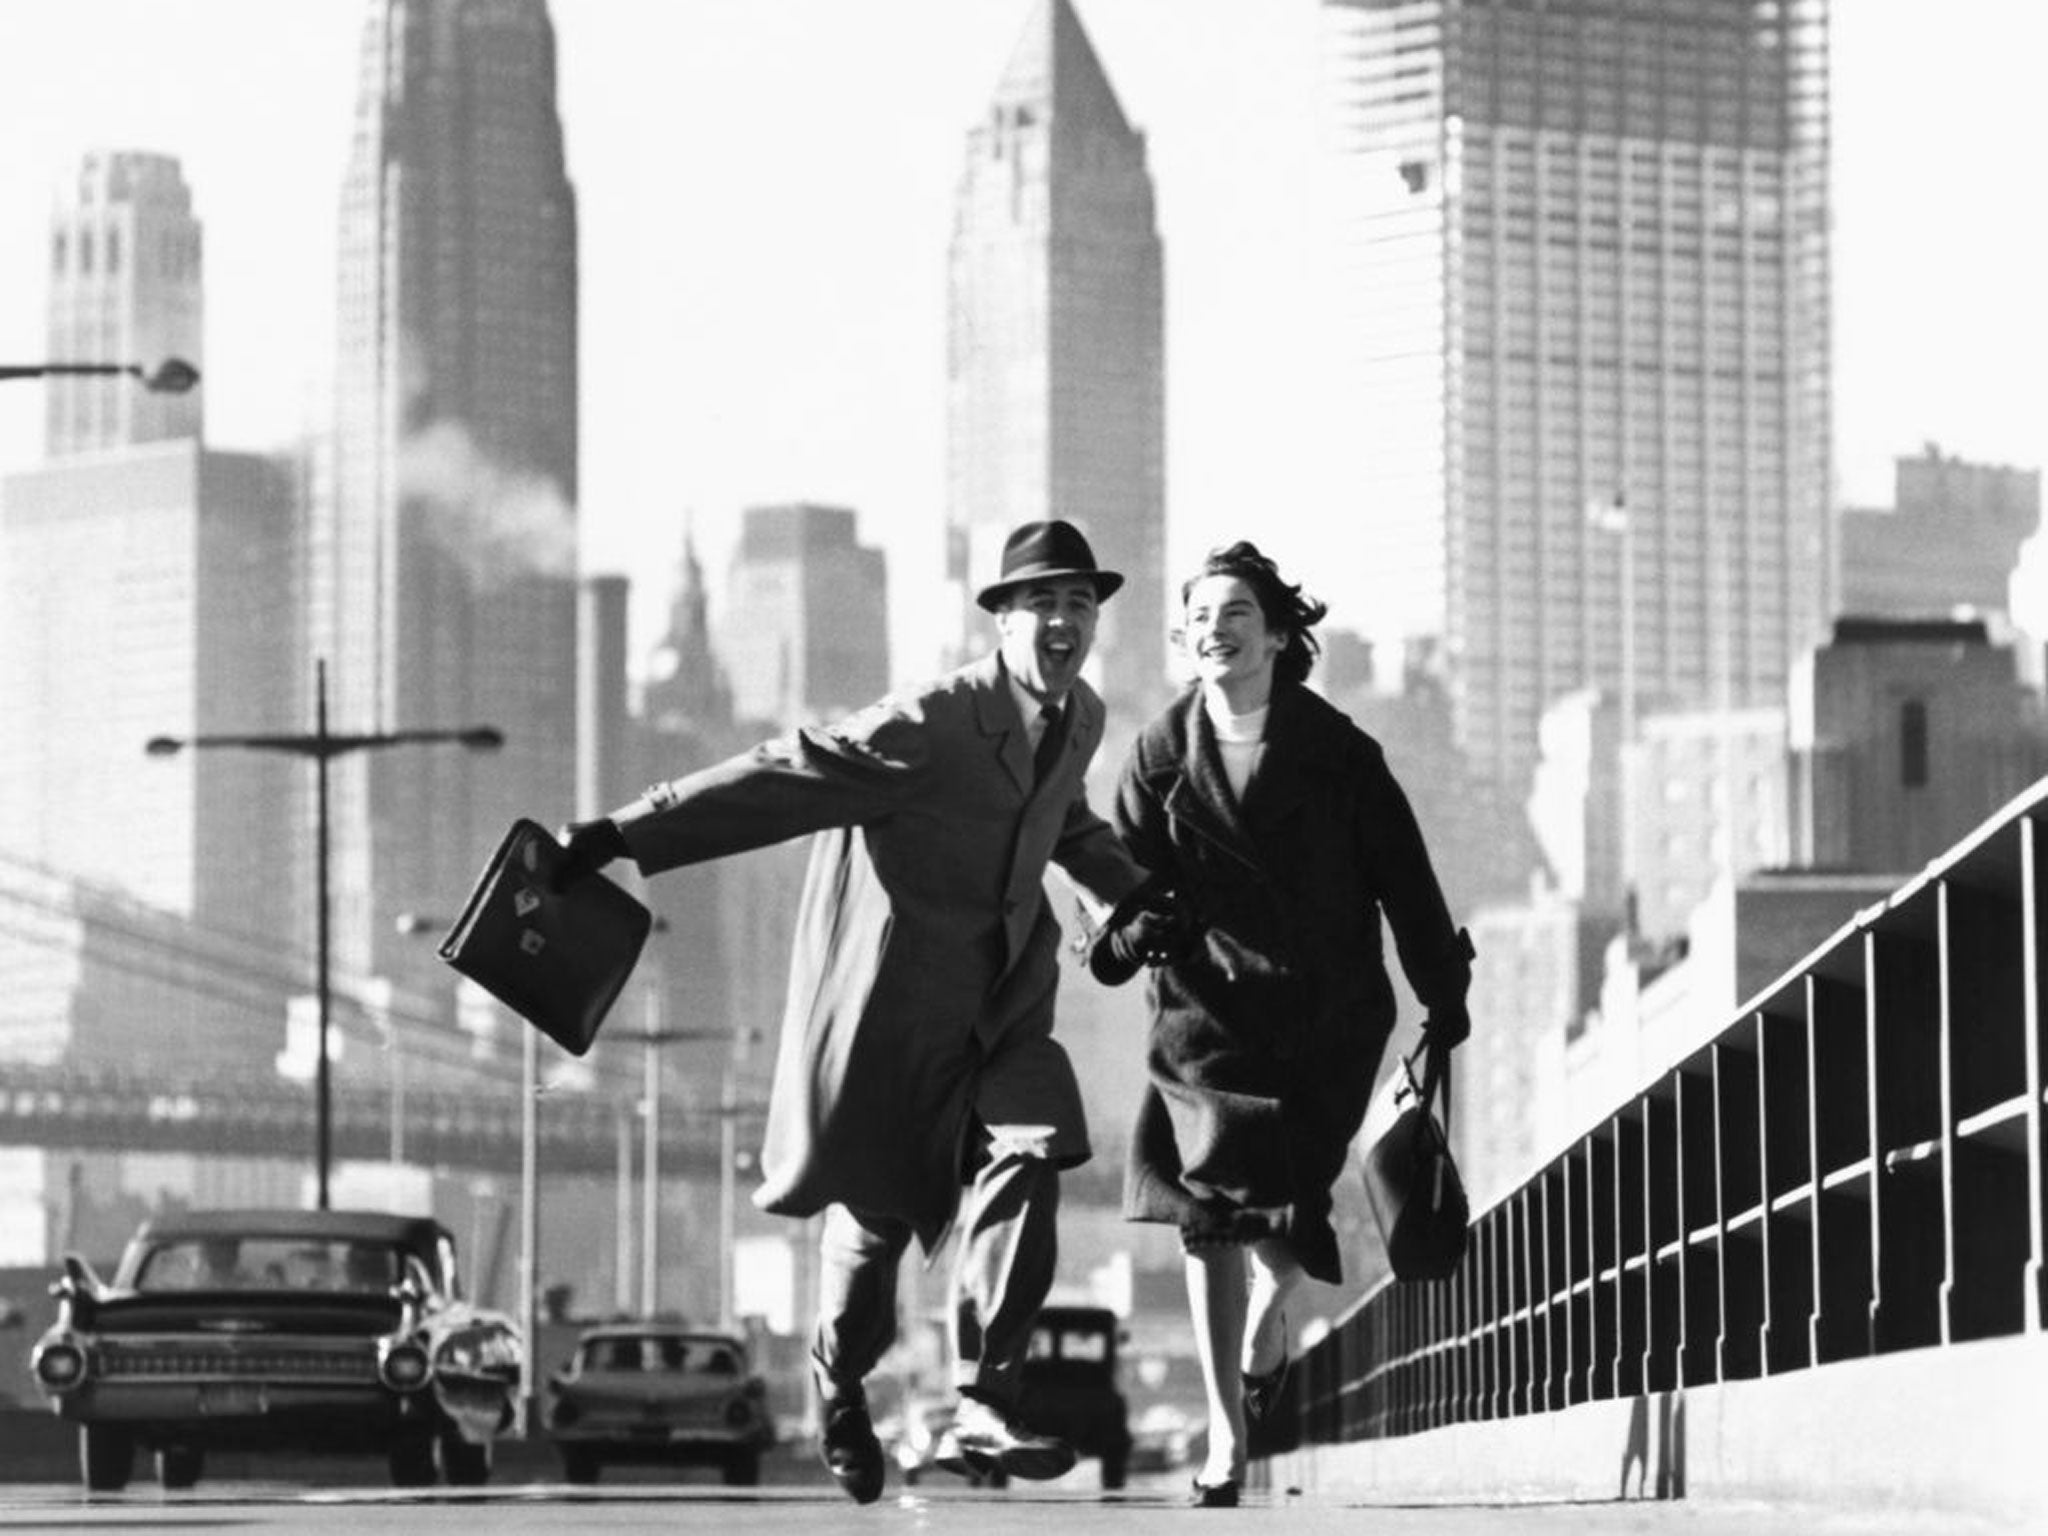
xmin=1091 ymin=537 xmax=1475 ymax=1499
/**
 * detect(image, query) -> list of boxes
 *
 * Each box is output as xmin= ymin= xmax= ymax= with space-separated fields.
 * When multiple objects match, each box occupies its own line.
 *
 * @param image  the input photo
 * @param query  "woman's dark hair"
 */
xmin=1179 ymin=540 xmax=1328 ymax=687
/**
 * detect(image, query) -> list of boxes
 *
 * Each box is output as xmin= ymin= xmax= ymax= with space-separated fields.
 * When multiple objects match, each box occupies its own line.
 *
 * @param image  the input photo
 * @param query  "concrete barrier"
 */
xmin=1262 ymin=1333 xmax=2048 ymax=1526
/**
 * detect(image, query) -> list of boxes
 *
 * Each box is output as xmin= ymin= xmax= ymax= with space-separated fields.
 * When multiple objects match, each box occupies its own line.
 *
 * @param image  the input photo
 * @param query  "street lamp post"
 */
xmin=1590 ymin=492 xmax=1637 ymax=923
xmin=615 ymin=1018 xmax=761 ymax=1318
xmin=0 ymin=358 xmax=200 ymax=392
xmin=147 ymin=656 xmax=501 ymax=1209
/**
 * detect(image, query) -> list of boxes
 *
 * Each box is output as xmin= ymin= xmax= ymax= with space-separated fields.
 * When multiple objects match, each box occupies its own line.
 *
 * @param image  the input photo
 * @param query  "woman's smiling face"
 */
xmin=1183 ymin=574 xmax=1283 ymax=693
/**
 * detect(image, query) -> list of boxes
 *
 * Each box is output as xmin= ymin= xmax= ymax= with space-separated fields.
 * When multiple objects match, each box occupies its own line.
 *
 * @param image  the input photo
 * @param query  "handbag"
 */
xmin=438 ymin=818 xmax=653 ymax=1056
xmin=1361 ymin=1038 xmax=1469 ymax=1282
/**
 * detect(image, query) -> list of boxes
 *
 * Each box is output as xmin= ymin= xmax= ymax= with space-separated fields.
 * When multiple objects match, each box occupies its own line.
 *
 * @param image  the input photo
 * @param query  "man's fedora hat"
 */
xmin=976 ymin=519 xmax=1126 ymax=611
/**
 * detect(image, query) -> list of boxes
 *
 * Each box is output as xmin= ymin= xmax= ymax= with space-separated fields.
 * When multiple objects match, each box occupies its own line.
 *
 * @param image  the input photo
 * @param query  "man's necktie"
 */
xmin=1033 ymin=702 xmax=1065 ymax=784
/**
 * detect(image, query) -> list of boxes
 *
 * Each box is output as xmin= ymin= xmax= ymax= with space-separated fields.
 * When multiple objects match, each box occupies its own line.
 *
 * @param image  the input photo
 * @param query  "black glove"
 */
xmin=552 ymin=817 xmax=629 ymax=892
xmin=1421 ymin=997 xmax=1471 ymax=1049
xmin=1088 ymin=890 xmax=1202 ymax=986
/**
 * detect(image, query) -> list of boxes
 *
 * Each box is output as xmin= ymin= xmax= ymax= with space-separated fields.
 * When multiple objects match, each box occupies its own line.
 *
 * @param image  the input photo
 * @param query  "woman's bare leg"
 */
xmin=1244 ymin=1237 xmax=1305 ymax=1378
xmin=1184 ymin=1244 xmax=1249 ymax=1486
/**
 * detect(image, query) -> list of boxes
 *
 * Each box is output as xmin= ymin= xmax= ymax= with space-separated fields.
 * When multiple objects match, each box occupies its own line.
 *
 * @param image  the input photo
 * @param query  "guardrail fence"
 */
xmin=1263 ymin=780 xmax=2048 ymax=1454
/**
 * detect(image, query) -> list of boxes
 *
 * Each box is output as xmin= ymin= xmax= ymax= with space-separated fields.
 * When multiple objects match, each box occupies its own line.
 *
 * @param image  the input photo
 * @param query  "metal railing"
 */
xmin=1264 ymin=777 xmax=2048 ymax=1453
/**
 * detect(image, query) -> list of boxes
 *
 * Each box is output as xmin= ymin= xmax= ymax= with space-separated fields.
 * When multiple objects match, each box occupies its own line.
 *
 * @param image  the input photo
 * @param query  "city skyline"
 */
xmin=0 ymin=0 xmax=2044 ymax=685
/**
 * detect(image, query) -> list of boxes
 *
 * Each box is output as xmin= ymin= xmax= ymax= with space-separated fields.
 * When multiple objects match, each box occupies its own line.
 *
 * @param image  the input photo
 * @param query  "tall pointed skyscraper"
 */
xmin=945 ymin=0 xmax=1166 ymax=709
xmin=3 ymin=150 xmax=300 ymax=1069
xmin=1320 ymin=0 xmax=1832 ymax=800
xmin=324 ymin=0 xmax=579 ymax=990
xmin=44 ymin=150 xmax=203 ymax=457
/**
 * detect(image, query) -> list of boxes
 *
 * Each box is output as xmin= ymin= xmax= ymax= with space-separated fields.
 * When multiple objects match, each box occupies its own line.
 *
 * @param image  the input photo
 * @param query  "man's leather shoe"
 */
xmin=1190 ymin=1478 xmax=1241 ymax=1508
xmin=819 ymin=1393 xmax=885 ymax=1505
xmin=933 ymin=1396 xmax=1076 ymax=1481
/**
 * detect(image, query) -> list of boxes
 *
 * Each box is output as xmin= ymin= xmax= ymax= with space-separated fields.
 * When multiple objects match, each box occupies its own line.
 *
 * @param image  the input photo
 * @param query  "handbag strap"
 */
xmin=1408 ymin=1038 xmax=1454 ymax=1136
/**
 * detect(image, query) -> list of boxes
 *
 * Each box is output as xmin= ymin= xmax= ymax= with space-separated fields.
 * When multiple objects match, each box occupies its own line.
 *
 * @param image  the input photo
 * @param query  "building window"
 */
xmin=1900 ymin=699 xmax=1929 ymax=788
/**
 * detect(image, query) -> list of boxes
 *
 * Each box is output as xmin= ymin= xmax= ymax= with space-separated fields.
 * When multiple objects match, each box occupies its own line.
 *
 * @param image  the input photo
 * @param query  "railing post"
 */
xmin=2023 ymin=817 xmax=2045 ymax=1334
xmin=1640 ymin=1090 xmax=1658 ymax=1396
xmin=1863 ymin=929 xmax=1884 ymax=1352
xmin=1806 ymin=973 xmax=1826 ymax=1365
xmin=1754 ymin=1013 xmax=1774 ymax=1374
xmin=1937 ymin=879 xmax=1958 ymax=1346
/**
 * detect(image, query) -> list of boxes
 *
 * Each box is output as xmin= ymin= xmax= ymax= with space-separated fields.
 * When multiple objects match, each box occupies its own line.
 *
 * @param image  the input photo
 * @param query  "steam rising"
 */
xmin=398 ymin=419 xmax=576 ymax=586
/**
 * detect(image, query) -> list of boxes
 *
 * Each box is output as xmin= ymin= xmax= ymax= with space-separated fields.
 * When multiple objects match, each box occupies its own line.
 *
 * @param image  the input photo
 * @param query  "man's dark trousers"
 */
xmin=811 ymin=1133 xmax=1059 ymax=1410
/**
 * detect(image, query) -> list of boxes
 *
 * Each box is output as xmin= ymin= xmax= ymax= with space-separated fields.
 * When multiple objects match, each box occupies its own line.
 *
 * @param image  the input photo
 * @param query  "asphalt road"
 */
xmin=0 ymin=1424 xmax=2013 ymax=1533
xmin=0 ymin=1481 xmax=2010 ymax=1535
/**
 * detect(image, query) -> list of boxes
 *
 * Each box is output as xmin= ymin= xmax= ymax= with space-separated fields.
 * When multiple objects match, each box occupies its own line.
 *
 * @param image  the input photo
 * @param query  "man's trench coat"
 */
xmin=613 ymin=651 xmax=1147 ymax=1249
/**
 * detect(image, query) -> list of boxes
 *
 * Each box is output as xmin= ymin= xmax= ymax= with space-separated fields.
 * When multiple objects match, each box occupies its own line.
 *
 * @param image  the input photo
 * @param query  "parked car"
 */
xmin=1127 ymin=1402 xmax=1204 ymax=1473
xmin=1013 ymin=1305 xmax=1132 ymax=1489
xmin=542 ymin=1321 xmax=775 ymax=1485
xmin=28 ymin=1208 xmax=522 ymax=1492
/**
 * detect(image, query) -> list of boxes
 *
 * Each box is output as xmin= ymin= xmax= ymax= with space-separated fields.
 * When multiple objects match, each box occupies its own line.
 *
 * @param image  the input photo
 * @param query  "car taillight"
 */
xmin=33 ymin=1340 xmax=89 ymax=1391
xmin=378 ymin=1341 xmax=432 ymax=1392
xmin=550 ymin=1398 xmax=580 ymax=1428
xmin=724 ymin=1397 xmax=755 ymax=1429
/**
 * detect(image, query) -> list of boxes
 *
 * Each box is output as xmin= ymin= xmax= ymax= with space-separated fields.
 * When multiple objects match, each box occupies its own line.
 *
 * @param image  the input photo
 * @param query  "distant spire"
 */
xmin=674 ymin=513 xmax=709 ymax=640
xmin=990 ymin=0 xmax=1133 ymax=138
xmin=644 ymin=513 xmax=732 ymax=732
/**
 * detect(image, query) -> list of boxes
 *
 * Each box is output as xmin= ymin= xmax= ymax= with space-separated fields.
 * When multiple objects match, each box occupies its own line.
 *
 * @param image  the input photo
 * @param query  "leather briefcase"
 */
xmin=438 ymin=818 xmax=652 ymax=1056
xmin=1360 ymin=1039 xmax=1470 ymax=1282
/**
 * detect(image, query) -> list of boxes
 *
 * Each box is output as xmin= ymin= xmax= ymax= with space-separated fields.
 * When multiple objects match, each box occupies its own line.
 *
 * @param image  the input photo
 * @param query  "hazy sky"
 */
xmin=2 ymin=0 xmax=2043 ymax=678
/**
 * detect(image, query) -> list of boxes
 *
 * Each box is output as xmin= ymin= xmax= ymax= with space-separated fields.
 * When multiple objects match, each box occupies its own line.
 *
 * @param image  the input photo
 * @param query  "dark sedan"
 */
xmin=28 ymin=1208 xmax=522 ymax=1491
xmin=543 ymin=1322 xmax=775 ymax=1485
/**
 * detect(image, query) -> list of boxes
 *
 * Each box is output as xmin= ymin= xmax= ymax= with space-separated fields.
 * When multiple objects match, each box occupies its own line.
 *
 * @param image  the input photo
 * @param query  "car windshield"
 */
xmin=133 ymin=1237 xmax=405 ymax=1294
xmin=580 ymin=1335 xmax=738 ymax=1375
xmin=1028 ymin=1324 xmax=1111 ymax=1363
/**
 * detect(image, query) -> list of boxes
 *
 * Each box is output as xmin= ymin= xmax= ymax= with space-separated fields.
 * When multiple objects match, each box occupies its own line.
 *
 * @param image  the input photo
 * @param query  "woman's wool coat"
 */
xmin=1108 ymin=682 xmax=1471 ymax=1283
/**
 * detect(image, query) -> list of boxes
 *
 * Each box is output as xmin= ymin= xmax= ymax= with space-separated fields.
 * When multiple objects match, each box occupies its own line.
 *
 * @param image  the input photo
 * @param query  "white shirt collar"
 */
xmin=1003 ymin=664 xmax=1062 ymax=733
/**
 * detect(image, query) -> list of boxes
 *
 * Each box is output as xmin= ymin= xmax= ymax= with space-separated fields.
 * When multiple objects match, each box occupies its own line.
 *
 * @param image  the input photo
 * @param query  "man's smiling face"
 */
xmin=995 ymin=576 xmax=1101 ymax=701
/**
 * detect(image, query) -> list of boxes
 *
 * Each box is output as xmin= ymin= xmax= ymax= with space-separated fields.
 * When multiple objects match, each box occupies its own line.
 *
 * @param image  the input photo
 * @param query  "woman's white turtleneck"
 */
xmin=1203 ymin=692 xmax=1268 ymax=803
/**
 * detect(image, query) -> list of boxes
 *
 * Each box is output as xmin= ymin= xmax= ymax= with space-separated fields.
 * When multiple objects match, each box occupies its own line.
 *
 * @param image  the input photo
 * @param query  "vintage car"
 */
xmin=1013 ymin=1305 xmax=1132 ymax=1490
xmin=1127 ymin=1401 xmax=1204 ymax=1474
xmin=28 ymin=1208 xmax=522 ymax=1491
xmin=542 ymin=1321 xmax=775 ymax=1485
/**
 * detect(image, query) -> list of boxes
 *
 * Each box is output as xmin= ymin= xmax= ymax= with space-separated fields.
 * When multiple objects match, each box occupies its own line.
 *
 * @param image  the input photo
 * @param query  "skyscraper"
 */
xmin=723 ymin=503 xmax=888 ymax=730
xmin=0 ymin=443 xmax=297 ymax=942
xmin=325 ymin=0 xmax=579 ymax=990
xmin=0 ymin=151 xmax=300 ymax=1066
xmin=44 ymin=150 xmax=203 ymax=456
xmin=1321 ymin=0 xmax=1832 ymax=800
xmin=945 ymin=0 xmax=1166 ymax=710
xmin=1841 ymin=446 xmax=2040 ymax=624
